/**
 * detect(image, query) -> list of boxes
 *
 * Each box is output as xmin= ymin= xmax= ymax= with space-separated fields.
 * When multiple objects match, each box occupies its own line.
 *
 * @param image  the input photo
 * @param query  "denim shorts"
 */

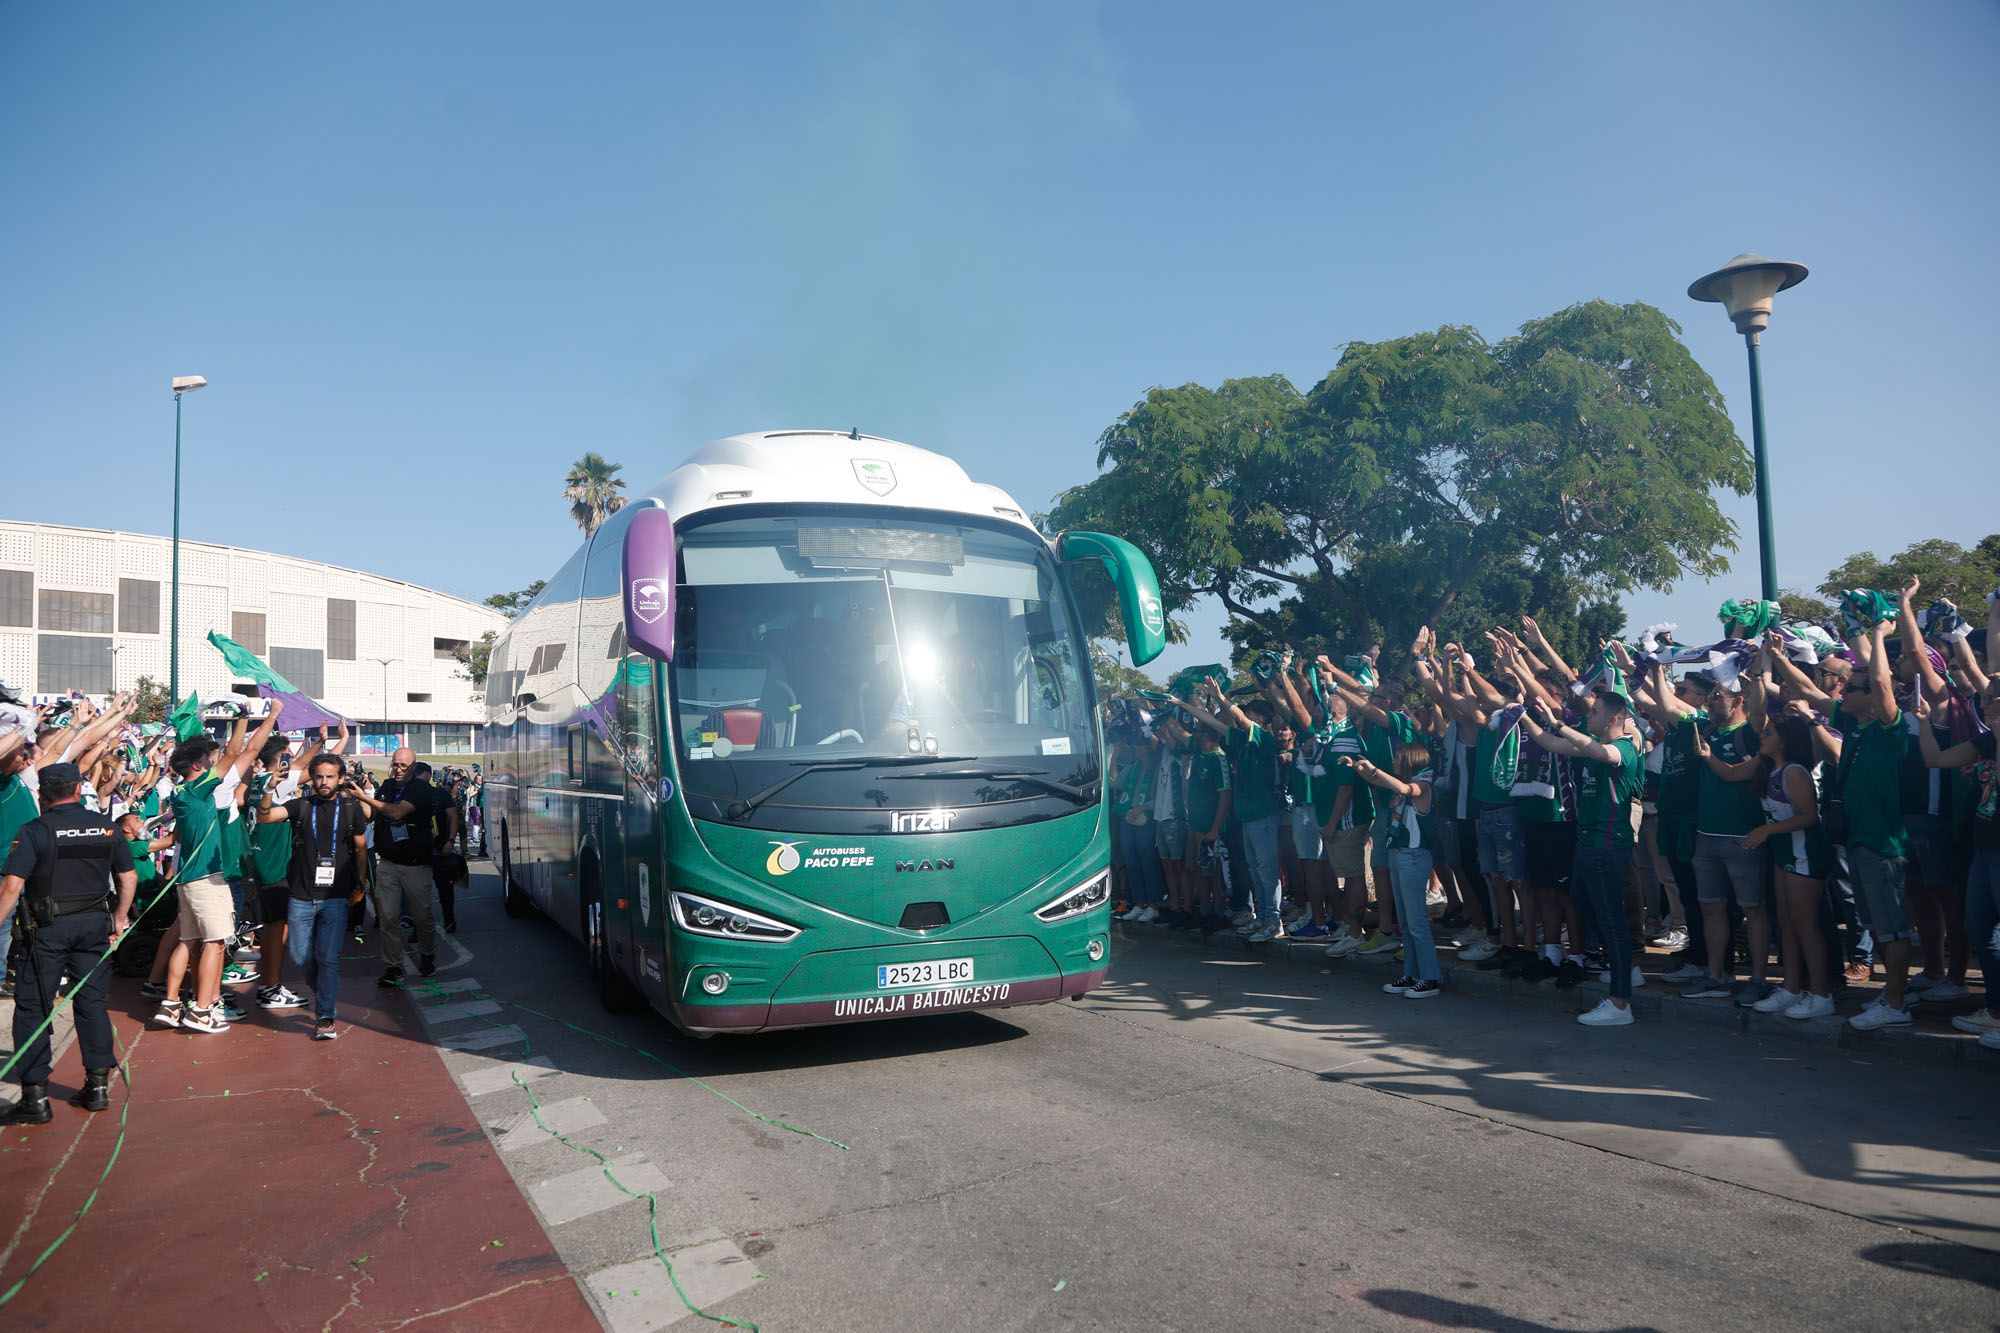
xmin=1290 ymin=806 xmax=1326 ymax=861
xmin=1849 ymin=846 xmax=1912 ymax=943
xmin=1153 ymin=819 xmax=1188 ymax=863
xmin=1476 ymin=805 xmax=1526 ymax=881
xmin=1693 ymin=831 xmax=1768 ymax=909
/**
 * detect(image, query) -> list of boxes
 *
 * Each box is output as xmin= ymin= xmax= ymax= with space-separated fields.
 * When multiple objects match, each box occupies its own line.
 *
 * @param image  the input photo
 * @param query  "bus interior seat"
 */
xmin=720 ymin=708 xmax=765 ymax=748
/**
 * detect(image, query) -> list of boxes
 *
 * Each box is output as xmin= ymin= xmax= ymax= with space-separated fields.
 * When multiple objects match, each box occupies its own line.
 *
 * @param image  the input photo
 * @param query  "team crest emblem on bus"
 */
xmin=631 ymin=579 xmax=668 ymax=624
xmin=766 ymin=841 xmax=802 ymax=876
xmin=852 ymin=459 xmax=897 ymax=496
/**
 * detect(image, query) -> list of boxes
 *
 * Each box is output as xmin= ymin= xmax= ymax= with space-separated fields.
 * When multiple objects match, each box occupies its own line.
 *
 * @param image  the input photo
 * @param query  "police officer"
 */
xmin=0 ymin=762 xmax=137 ymax=1125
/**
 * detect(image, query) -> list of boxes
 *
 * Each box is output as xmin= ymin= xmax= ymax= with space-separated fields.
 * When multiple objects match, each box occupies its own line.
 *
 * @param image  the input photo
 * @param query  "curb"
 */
xmin=1112 ymin=919 xmax=2000 ymax=1071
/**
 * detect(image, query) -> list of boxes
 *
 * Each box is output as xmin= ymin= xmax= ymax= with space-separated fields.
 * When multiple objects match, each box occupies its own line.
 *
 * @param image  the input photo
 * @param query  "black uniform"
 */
xmin=2 ymin=803 xmax=133 ymax=1086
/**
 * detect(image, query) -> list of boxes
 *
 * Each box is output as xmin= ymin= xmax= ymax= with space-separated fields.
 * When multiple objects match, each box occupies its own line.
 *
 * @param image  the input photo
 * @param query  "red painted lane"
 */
xmin=0 ymin=957 xmax=595 ymax=1331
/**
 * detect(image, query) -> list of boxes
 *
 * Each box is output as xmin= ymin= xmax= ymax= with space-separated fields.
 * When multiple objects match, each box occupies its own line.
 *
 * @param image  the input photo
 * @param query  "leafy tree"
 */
xmin=564 ymin=453 xmax=628 ymax=536
xmin=1089 ymin=642 xmax=1162 ymax=701
xmin=1049 ymin=301 xmax=1745 ymax=671
xmin=1777 ymin=588 xmax=1836 ymax=625
xmin=130 ymin=674 xmax=170 ymax=725
xmin=1818 ymin=535 xmax=2000 ymax=612
xmin=454 ymin=630 xmax=498 ymax=689
xmin=482 ymin=579 xmax=546 ymax=618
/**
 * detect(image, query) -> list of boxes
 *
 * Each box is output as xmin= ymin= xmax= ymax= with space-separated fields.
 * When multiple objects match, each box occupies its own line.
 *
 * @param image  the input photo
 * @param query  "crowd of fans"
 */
xmin=0 ymin=690 xmax=483 ymax=1043
xmin=1106 ymin=579 xmax=2000 ymax=1041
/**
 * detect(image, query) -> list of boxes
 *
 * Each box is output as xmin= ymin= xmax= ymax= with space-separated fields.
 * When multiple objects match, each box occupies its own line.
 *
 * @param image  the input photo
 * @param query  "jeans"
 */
xmin=1120 ymin=820 xmax=1166 ymax=906
xmin=1224 ymin=821 xmax=1251 ymax=912
xmin=1574 ymin=842 xmax=1636 ymax=999
xmin=1241 ymin=815 xmax=1283 ymax=923
xmin=373 ymin=859 xmax=437 ymax=967
xmin=1966 ymin=848 xmax=2000 ymax=987
xmin=1386 ymin=847 xmax=1441 ymax=982
xmin=287 ymin=896 xmax=347 ymax=1021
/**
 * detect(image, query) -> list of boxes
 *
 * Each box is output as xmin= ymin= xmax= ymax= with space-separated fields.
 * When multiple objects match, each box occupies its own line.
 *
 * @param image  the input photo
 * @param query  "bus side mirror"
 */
xmin=1059 ymin=531 xmax=1166 ymax=667
xmin=623 ymin=505 xmax=677 ymax=663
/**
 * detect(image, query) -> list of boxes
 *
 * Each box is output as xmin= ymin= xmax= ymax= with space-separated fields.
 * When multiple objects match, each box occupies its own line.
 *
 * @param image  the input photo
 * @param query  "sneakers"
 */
xmin=1291 ymin=921 xmax=1331 ymax=940
xmin=1322 ymin=934 xmax=1361 ymax=958
xmin=1784 ymin=992 xmax=1836 ymax=1020
xmin=1652 ymin=928 xmax=1689 ymax=953
xmin=140 ymin=980 xmax=168 ymax=1000
xmin=1356 ymin=931 xmax=1399 ymax=957
xmin=1404 ymin=979 xmax=1441 ymax=1000
xmin=218 ymin=996 xmax=250 ymax=1023
xmin=221 ymin=963 xmax=259 ymax=986
xmin=1578 ymin=998 xmax=1634 ymax=1027
xmin=1843 ymin=961 xmax=1874 ymax=985
xmin=1752 ymin=987 xmax=1802 ymax=1014
xmin=1849 ymin=998 xmax=1912 ymax=1030
xmin=1906 ymin=972 xmax=1944 ymax=993
xmin=1247 ymin=922 xmax=1287 ymax=943
xmin=1734 ymin=981 xmax=1772 ymax=1009
xmin=378 ymin=965 xmax=405 ymax=989
xmin=1599 ymin=965 xmax=1648 ymax=990
xmin=1679 ymin=974 xmax=1734 ymax=999
xmin=419 ymin=953 xmax=438 ymax=977
xmin=1950 ymin=1009 xmax=2000 ymax=1035
xmin=313 ymin=1019 xmax=340 ymax=1041
xmin=1132 ymin=906 xmax=1159 ymax=924
xmin=1980 ymin=1029 xmax=2000 ymax=1051
xmin=1660 ymin=962 xmax=1707 ymax=984
xmin=151 ymin=1000 xmax=185 ymax=1029
xmin=1457 ymin=937 xmax=1499 ymax=963
xmin=1911 ymin=979 xmax=1970 ymax=1004
xmin=257 ymin=985 xmax=307 ymax=1010
xmin=1230 ymin=910 xmax=1255 ymax=928
xmin=180 ymin=1004 xmax=227 ymax=1034
xmin=1382 ymin=975 xmax=1417 ymax=995
xmin=1476 ymin=947 xmax=1518 ymax=972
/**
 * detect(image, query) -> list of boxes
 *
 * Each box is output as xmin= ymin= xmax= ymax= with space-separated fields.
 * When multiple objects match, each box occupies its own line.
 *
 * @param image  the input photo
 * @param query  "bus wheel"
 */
xmin=583 ymin=869 xmax=642 ymax=1015
xmin=501 ymin=827 xmax=531 ymax=919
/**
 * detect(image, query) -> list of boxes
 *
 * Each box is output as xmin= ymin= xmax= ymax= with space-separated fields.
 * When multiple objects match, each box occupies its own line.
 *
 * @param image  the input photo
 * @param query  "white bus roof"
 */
xmin=638 ymin=431 xmax=1040 ymax=534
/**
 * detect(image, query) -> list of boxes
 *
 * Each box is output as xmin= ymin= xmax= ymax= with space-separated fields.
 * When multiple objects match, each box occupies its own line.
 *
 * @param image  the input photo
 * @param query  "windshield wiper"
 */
xmin=881 ymin=767 xmax=1097 ymax=805
xmin=723 ymin=754 xmax=976 ymax=821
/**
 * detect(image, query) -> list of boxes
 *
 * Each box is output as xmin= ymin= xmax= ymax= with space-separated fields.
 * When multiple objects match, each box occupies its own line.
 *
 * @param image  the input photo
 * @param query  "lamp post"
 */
xmin=167 ymin=375 xmax=208 ymax=706
xmin=1687 ymin=254 xmax=1808 ymax=603
xmin=371 ymin=656 xmax=396 ymax=748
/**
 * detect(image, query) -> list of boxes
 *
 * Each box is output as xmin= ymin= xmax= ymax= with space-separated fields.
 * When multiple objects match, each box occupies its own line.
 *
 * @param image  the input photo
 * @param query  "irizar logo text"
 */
xmin=891 ymin=808 xmax=957 ymax=833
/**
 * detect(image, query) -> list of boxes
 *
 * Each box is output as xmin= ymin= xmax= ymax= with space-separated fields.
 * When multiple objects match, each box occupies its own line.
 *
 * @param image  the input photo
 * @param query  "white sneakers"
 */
xmin=1578 ymin=999 xmax=1634 ymax=1027
xmin=1457 ymin=937 xmax=1499 ymax=962
xmin=1912 ymin=978 xmax=1970 ymax=1003
xmin=1247 ymin=922 xmax=1287 ymax=944
xmin=1752 ymin=987 xmax=1803 ymax=1014
xmin=1848 ymin=998 xmax=1913 ymax=1030
xmin=1950 ymin=1008 xmax=2000 ymax=1035
xmin=1782 ymin=992 xmax=1835 ymax=1020
xmin=1322 ymin=934 xmax=1362 ymax=958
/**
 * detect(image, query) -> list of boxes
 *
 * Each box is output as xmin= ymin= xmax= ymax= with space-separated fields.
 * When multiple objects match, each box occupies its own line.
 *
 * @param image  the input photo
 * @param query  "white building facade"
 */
xmin=0 ymin=521 xmax=507 ymax=754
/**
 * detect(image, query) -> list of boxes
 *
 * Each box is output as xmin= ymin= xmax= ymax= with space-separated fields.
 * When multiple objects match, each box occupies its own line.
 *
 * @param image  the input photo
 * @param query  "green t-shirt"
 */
xmin=246 ymin=771 xmax=294 ymax=887
xmin=1655 ymin=712 xmax=1706 ymax=825
xmin=1831 ymin=702 xmax=1909 ymax=857
xmin=0 ymin=773 xmax=36 ymax=863
xmin=1187 ymin=745 xmax=1232 ymax=833
xmin=1227 ymin=723 xmax=1282 ymax=824
xmin=1470 ymin=714 xmax=1522 ymax=807
xmin=1383 ymin=768 xmax=1435 ymax=850
xmin=1574 ymin=737 xmax=1643 ymax=850
xmin=1357 ymin=710 xmax=1417 ymax=772
xmin=128 ymin=837 xmax=159 ymax=888
xmin=1695 ymin=720 xmax=1764 ymax=837
xmin=172 ymin=770 xmax=234 ymax=880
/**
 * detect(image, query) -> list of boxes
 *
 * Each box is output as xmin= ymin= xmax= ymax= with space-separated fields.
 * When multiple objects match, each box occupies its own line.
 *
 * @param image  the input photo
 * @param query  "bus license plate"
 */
xmin=878 ymin=958 xmax=974 ymax=990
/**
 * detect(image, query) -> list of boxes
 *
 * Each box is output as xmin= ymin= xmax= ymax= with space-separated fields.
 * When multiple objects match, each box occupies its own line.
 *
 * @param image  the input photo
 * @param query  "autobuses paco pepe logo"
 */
xmin=851 ymin=458 xmax=897 ymax=496
xmin=631 ymin=579 xmax=668 ymax=624
xmin=766 ymin=841 xmax=875 ymax=875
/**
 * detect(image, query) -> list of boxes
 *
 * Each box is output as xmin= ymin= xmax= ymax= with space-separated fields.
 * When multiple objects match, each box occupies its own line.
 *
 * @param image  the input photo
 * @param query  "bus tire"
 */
xmin=500 ymin=826 xmax=531 ymax=919
xmin=583 ymin=866 xmax=643 ymax=1014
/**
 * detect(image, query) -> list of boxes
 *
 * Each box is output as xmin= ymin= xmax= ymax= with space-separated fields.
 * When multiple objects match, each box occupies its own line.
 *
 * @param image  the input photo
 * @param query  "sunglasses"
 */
xmin=1842 ymin=686 xmax=1873 ymax=697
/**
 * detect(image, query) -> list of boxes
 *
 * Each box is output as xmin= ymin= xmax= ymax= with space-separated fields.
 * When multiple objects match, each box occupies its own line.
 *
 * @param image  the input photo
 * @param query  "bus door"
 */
xmin=617 ymin=652 xmax=673 ymax=1008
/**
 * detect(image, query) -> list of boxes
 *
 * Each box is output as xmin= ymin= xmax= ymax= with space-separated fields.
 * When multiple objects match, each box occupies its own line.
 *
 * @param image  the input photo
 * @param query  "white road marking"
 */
xmin=437 ymin=1023 xmax=528 ymax=1052
xmin=417 ymin=976 xmax=484 ymax=996
xmin=415 ymin=998 xmax=504 ymax=1028
xmin=458 ymin=1055 xmax=559 ymax=1098
xmin=493 ymin=1095 xmax=607 ymax=1151
xmin=586 ymin=1235 xmax=762 ymax=1331
xmin=529 ymin=1152 xmax=672 ymax=1225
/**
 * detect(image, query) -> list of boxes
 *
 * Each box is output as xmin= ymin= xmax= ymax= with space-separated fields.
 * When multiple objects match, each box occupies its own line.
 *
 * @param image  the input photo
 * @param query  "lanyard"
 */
xmin=311 ymin=798 xmax=342 ymax=859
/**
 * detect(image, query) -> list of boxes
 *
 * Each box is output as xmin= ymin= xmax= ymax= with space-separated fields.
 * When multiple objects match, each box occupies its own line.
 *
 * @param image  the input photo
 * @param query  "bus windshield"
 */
xmin=670 ymin=510 xmax=1098 ymax=828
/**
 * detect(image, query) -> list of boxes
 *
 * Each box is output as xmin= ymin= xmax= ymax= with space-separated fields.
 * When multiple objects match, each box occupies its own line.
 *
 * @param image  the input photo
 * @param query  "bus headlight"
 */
xmin=670 ymin=891 xmax=801 ymax=942
xmin=1035 ymin=870 xmax=1111 ymax=923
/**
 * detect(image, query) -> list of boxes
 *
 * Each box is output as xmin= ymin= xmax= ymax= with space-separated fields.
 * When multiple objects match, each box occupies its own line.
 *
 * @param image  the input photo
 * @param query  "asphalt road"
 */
xmin=422 ymin=863 xmax=2000 ymax=1331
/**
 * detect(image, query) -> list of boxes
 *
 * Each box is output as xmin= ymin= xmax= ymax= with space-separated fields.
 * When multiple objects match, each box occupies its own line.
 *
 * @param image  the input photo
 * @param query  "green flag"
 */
xmin=170 ymin=691 xmax=203 ymax=742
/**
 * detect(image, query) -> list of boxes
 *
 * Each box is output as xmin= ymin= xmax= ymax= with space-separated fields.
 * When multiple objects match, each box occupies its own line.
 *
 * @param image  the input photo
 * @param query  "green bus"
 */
xmin=482 ymin=431 xmax=1164 ymax=1033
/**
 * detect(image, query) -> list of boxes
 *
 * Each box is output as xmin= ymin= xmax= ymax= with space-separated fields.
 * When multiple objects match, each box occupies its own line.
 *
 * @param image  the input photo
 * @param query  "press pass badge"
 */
xmin=390 ymin=823 xmax=409 ymax=843
xmin=315 ymin=859 xmax=336 ymax=887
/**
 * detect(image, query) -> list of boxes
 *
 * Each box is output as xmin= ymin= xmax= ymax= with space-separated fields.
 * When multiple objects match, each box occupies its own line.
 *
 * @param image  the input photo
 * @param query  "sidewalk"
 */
xmin=0 ymin=945 xmax=596 ymax=1329
xmin=1115 ymin=915 xmax=2000 ymax=1069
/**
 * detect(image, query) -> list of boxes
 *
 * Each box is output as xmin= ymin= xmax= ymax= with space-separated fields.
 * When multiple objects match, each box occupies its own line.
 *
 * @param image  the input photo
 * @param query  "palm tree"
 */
xmin=563 ymin=452 xmax=628 ymax=535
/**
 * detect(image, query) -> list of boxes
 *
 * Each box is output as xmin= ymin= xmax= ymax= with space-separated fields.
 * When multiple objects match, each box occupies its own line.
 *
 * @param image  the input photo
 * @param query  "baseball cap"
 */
xmin=39 ymin=761 xmax=83 ymax=789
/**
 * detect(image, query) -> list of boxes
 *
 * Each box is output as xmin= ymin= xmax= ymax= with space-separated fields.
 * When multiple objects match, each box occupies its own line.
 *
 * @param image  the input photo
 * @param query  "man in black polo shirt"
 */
xmin=257 ymin=753 xmax=371 ymax=1039
xmin=0 ymin=763 xmax=138 ymax=1124
xmin=350 ymin=748 xmax=441 ymax=985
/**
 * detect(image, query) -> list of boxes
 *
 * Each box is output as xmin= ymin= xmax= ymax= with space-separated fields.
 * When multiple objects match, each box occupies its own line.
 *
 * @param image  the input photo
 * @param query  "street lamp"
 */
xmin=1687 ymin=254 xmax=1808 ymax=603
xmin=371 ymin=656 xmax=396 ymax=746
xmin=168 ymin=375 xmax=208 ymax=706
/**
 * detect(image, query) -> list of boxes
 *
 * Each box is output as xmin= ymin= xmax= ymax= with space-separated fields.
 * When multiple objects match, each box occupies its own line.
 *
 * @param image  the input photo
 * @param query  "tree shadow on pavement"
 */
xmin=1360 ymin=1288 xmax=1658 ymax=1332
xmin=1858 ymin=1239 xmax=2000 ymax=1291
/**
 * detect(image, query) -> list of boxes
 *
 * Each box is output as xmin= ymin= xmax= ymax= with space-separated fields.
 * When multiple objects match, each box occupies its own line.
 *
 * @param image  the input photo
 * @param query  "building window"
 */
xmin=432 ymin=724 xmax=473 ymax=754
xmin=327 ymin=598 xmax=356 ymax=660
xmin=269 ymin=646 xmax=324 ymax=697
xmin=38 ymin=634 xmax=113 ymax=694
xmin=39 ymin=589 xmax=114 ymax=634
xmin=433 ymin=636 xmax=469 ymax=660
xmin=406 ymin=692 xmax=433 ymax=703
xmin=0 ymin=570 xmax=30 ymax=627
xmin=231 ymin=611 xmax=267 ymax=655
xmin=118 ymin=578 xmax=160 ymax=634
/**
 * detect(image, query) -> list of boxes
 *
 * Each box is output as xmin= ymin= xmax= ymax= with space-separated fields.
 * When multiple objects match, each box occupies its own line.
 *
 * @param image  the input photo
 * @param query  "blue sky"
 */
xmin=3 ymin=2 xmax=1995 ymax=677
